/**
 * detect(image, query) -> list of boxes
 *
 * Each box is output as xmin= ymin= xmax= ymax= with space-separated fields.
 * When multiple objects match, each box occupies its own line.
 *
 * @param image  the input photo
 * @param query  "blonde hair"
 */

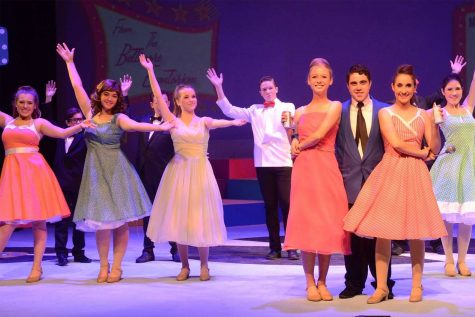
xmin=308 ymin=58 xmax=333 ymax=79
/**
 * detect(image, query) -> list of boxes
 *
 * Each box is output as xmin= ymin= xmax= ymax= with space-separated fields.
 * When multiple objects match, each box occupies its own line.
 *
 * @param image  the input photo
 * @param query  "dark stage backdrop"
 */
xmin=1 ymin=0 xmax=475 ymax=165
xmin=0 ymin=0 xmax=57 ymax=167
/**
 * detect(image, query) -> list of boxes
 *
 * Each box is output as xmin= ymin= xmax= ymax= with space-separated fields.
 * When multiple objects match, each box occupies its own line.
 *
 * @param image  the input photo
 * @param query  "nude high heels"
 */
xmin=367 ymin=288 xmax=389 ymax=304
xmin=97 ymin=264 xmax=110 ymax=283
xmin=457 ymin=262 xmax=472 ymax=277
xmin=409 ymin=285 xmax=423 ymax=303
xmin=176 ymin=267 xmax=190 ymax=281
xmin=306 ymin=285 xmax=321 ymax=302
xmin=26 ymin=267 xmax=43 ymax=283
xmin=444 ymin=263 xmax=457 ymax=277
xmin=199 ymin=266 xmax=210 ymax=281
xmin=317 ymin=283 xmax=333 ymax=301
xmin=106 ymin=267 xmax=123 ymax=283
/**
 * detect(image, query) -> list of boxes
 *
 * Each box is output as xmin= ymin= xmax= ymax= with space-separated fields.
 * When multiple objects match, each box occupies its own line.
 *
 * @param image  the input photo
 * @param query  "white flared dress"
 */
xmin=147 ymin=117 xmax=227 ymax=247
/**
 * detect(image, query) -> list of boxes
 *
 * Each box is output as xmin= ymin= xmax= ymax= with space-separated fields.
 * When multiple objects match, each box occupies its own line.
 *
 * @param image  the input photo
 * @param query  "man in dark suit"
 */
xmin=53 ymin=107 xmax=91 ymax=265
xmin=336 ymin=64 xmax=394 ymax=299
xmin=134 ymin=93 xmax=179 ymax=263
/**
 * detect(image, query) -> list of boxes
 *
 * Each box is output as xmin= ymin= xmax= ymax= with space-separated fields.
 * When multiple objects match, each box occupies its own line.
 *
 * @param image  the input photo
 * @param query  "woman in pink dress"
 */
xmin=283 ymin=58 xmax=350 ymax=302
xmin=343 ymin=65 xmax=447 ymax=303
xmin=0 ymin=86 xmax=91 ymax=282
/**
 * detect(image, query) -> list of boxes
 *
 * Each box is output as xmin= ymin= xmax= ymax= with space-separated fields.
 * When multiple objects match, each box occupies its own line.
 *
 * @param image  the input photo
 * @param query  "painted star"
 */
xmin=145 ymin=0 xmax=163 ymax=17
xmin=195 ymin=3 xmax=211 ymax=21
xmin=172 ymin=4 xmax=188 ymax=22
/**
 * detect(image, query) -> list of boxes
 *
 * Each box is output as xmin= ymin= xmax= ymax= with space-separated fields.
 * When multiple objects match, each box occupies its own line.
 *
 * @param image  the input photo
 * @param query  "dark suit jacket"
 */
xmin=135 ymin=115 xmax=175 ymax=200
xmin=336 ymin=98 xmax=387 ymax=204
xmin=53 ymin=132 xmax=87 ymax=194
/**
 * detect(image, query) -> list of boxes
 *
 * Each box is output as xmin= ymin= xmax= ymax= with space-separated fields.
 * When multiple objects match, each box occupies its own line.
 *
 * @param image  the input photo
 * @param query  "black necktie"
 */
xmin=355 ymin=102 xmax=368 ymax=153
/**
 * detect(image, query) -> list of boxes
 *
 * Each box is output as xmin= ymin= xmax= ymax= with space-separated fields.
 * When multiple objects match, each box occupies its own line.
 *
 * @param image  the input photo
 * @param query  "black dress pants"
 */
xmin=54 ymin=190 xmax=85 ymax=257
xmin=255 ymin=166 xmax=292 ymax=252
xmin=343 ymin=204 xmax=395 ymax=291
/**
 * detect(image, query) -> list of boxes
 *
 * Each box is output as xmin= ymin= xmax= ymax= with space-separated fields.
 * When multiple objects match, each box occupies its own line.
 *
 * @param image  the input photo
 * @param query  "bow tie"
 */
xmin=263 ymin=101 xmax=275 ymax=108
xmin=150 ymin=116 xmax=161 ymax=122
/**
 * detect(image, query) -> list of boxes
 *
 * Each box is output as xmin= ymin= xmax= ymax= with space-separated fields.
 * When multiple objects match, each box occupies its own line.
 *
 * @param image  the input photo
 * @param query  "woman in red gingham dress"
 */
xmin=344 ymin=65 xmax=447 ymax=304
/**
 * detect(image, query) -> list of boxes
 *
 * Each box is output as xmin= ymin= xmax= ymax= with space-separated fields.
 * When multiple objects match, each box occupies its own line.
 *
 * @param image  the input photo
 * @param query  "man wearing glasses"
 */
xmin=52 ymin=107 xmax=92 ymax=266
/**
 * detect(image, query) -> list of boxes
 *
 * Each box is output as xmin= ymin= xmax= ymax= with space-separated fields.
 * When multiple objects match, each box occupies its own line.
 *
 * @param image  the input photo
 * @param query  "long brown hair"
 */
xmin=12 ymin=86 xmax=41 ymax=119
xmin=90 ymin=79 xmax=126 ymax=115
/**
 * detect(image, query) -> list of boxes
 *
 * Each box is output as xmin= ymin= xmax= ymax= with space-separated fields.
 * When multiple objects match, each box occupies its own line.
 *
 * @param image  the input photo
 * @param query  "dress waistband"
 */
xmin=5 ymin=147 xmax=39 ymax=155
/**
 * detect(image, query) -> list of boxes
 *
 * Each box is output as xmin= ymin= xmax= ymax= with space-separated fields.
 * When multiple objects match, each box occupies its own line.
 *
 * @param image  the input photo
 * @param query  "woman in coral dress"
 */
xmin=430 ymin=69 xmax=475 ymax=277
xmin=283 ymin=58 xmax=350 ymax=302
xmin=344 ymin=65 xmax=447 ymax=303
xmin=141 ymin=55 xmax=246 ymax=281
xmin=0 ymin=86 xmax=90 ymax=282
xmin=57 ymin=43 xmax=174 ymax=283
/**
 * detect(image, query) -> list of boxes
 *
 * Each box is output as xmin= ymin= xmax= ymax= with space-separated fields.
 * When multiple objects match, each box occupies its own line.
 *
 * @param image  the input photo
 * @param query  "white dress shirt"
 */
xmin=216 ymin=97 xmax=295 ymax=167
xmin=149 ymin=118 xmax=162 ymax=140
xmin=350 ymin=98 xmax=373 ymax=158
xmin=65 ymin=136 xmax=74 ymax=153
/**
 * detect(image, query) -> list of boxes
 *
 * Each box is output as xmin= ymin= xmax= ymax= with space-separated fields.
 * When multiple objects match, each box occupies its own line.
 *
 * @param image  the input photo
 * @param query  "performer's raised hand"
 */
xmin=450 ymin=55 xmax=466 ymax=74
xmin=206 ymin=68 xmax=223 ymax=87
xmin=56 ymin=43 xmax=75 ymax=63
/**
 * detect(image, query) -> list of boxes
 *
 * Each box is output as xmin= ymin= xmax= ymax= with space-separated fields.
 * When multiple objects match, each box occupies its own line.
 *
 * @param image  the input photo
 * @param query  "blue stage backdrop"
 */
xmin=55 ymin=0 xmax=474 ymax=159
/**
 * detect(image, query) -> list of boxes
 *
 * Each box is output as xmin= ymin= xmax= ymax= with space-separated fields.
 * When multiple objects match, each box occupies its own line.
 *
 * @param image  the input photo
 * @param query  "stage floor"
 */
xmin=1 ymin=224 xmax=474 ymax=317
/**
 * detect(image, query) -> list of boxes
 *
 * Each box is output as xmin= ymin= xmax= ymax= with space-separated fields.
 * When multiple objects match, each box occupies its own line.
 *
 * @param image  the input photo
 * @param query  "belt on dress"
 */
xmin=5 ymin=147 xmax=39 ymax=155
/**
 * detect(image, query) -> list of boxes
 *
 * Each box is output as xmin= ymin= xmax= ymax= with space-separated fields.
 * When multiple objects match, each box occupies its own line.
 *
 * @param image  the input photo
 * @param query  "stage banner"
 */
xmin=81 ymin=0 xmax=219 ymax=103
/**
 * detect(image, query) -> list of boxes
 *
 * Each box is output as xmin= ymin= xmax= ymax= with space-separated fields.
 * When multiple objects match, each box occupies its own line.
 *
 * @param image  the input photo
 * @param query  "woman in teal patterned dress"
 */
xmin=430 ymin=69 xmax=475 ymax=277
xmin=56 ymin=43 xmax=174 ymax=283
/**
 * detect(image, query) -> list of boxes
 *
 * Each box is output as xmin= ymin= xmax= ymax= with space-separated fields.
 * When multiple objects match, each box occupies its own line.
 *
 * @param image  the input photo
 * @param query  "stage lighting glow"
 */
xmin=0 ymin=26 xmax=8 ymax=66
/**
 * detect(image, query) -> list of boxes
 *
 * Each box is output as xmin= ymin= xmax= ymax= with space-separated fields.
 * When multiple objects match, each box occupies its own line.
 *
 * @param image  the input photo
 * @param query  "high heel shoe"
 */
xmin=176 ymin=267 xmax=190 ymax=281
xmin=306 ymin=285 xmax=321 ymax=302
xmin=457 ymin=262 xmax=472 ymax=277
xmin=26 ymin=267 xmax=43 ymax=283
xmin=199 ymin=266 xmax=210 ymax=281
xmin=317 ymin=283 xmax=333 ymax=301
xmin=367 ymin=288 xmax=389 ymax=304
xmin=409 ymin=285 xmax=423 ymax=302
xmin=106 ymin=267 xmax=123 ymax=283
xmin=97 ymin=264 xmax=110 ymax=283
xmin=444 ymin=263 xmax=457 ymax=277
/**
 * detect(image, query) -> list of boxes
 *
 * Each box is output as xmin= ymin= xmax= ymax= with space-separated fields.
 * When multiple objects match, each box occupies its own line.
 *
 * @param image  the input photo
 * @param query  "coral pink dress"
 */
xmin=284 ymin=112 xmax=350 ymax=254
xmin=0 ymin=120 xmax=70 ymax=224
xmin=343 ymin=109 xmax=447 ymax=240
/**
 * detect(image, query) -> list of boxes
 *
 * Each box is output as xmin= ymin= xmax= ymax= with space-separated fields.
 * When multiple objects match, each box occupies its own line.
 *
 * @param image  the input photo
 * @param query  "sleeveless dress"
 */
xmin=0 ymin=120 xmax=70 ymax=223
xmin=430 ymin=108 xmax=475 ymax=224
xmin=343 ymin=109 xmax=447 ymax=240
xmin=284 ymin=112 xmax=350 ymax=254
xmin=74 ymin=114 xmax=151 ymax=231
xmin=147 ymin=117 xmax=227 ymax=247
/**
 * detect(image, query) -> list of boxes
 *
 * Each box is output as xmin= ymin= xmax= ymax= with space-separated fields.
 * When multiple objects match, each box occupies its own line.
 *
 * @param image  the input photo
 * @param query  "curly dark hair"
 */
xmin=12 ymin=86 xmax=42 ymax=119
xmin=346 ymin=64 xmax=371 ymax=83
xmin=90 ymin=79 xmax=126 ymax=115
